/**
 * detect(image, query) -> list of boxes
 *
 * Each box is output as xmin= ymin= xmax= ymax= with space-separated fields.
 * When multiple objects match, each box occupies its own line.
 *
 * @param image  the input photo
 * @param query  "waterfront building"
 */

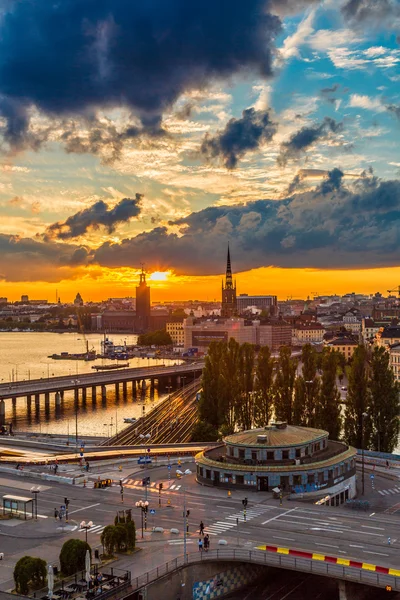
xmin=221 ymin=246 xmax=237 ymax=318
xmin=195 ymin=421 xmax=357 ymax=503
xmin=166 ymin=319 xmax=185 ymax=346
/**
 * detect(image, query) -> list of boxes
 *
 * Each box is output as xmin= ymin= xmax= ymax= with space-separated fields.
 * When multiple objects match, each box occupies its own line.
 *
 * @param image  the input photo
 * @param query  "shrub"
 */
xmin=14 ymin=556 xmax=47 ymax=594
xmin=59 ymin=539 xmax=91 ymax=576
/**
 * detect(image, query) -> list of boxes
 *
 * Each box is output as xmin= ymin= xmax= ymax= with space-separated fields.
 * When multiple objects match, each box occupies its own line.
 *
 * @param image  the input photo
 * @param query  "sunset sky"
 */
xmin=0 ymin=0 xmax=400 ymax=302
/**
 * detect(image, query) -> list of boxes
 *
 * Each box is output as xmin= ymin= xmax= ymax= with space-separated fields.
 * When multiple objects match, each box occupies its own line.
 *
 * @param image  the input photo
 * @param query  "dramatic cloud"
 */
xmin=199 ymin=108 xmax=277 ymax=169
xmin=45 ymin=195 xmax=143 ymax=240
xmin=90 ymin=172 xmax=400 ymax=274
xmin=0 ymin=0 xmax=282 ymax=151
xmin=341 ymin=0 xmax=400 ymax=26
xmin=277 ymin=117 xmax=344 ymax=166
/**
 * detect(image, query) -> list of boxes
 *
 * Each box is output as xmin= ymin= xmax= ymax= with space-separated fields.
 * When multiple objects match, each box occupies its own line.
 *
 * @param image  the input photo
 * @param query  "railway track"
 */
xmin=104 ymin=379 xmax=201 ymax=446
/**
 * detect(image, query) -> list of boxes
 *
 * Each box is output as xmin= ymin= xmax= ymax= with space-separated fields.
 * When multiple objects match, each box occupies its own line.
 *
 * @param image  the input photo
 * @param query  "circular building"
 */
xmin=196 ymin=422 xmax=357 ymax=503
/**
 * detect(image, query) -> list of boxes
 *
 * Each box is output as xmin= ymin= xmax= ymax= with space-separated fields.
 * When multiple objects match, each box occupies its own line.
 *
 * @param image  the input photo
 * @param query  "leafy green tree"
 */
xmin=59 ymin=539 xmax=91 ymax=576
xmin=200 ymin=341 xmax=225 ymax=429
xmin=316 ymin=350 xmax=342 ymax=440
xmin=235 ymin=343 xmax=255 ymax=430
xmin=191 ymin=420 xmax=219 ymax=442
xmin=254 ymin=345 xmax=274 ymax=427
xmin=101 ymin=525 xmax=118 ymax=556
xmin=343 ymin=345 xmax=371 ymax=448
xmin=14 ymin=556 xmax=47 ymax=595
xmin=274 ymin=346 xmax=298 ymax=424
xmin=137 ymin=330 xmax=172 ymax=346
xmin=293 ymin=344 xmax=320 ymax=427
xmin=369 ymin=346 xmax=400 ymax=453
xmin=219 ymin=338 xmax=241 ymax=428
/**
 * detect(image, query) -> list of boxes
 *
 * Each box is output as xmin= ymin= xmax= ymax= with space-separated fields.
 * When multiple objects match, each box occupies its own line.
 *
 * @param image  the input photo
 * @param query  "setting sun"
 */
xmin=148 ymin=271 xmax=171 ymax=282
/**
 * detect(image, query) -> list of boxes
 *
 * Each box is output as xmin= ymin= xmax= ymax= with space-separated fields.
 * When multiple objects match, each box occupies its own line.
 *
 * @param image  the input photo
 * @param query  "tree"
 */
xmin=59 ymin=539 xmax=91 ymax=576
xmin=274 ymin=346 xmax=298 ymax=424
xmin=14 ymin=556 xmax=47 ymax=595
xmin=101 ymin=525 xmax=118 ymax=556
xmin=316 ymin=350 xmax=342 ymax=440
xmin=293 ymin=344 xmax=320 ymax=427
xmin=343 ymin=345 xmax=371 ymax=448
xmin=254 ymin=345 xmax=274 ymax=427
xmin=191 ymin=420 xmax=219 ymax=442
xmin=235 ymin=343 xmax=255 ymax=430
xmin=368 ymin=346 xmax=400 ymax=453
xmin=199 ymin=341 xmax=225 ymax=430
xmin=137 ymin=330 xmax=172 ymax=346
xmin=218 ymin=338 xmax=241 ymax=428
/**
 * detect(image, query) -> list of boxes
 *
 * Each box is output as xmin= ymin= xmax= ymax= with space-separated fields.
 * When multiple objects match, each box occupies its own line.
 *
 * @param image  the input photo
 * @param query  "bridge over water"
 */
xmin=0 ymin=362 xmax=204 ymax=426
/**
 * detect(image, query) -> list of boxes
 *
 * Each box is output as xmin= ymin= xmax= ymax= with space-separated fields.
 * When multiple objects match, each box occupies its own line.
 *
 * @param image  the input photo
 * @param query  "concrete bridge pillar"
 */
xmin=0 ymin=400 xmax=5 ymax=427
xmin=150 ymin=378 xmax=155 ymax=399
xmin=122 ymin=381 xmax=127 ymax=400
xmin=55 ymin=392 xmax=61 ymax=407
xmin=26 ymin=395 xmax=32 ymax=411
xmin=82 ymin=387 xmax=87 ymax=403
xmin=141 ymin=379 xmax=146 ymax=390
xmin=132 ymin=380 xmax=137 ymax=399
xmin=91 ymin=386 xmax=96 ymax=402
xmin=101 ymin=385 xmax=107 ymax=401
xmin=60 ymin=390 xmax=64 ymax=401
xmin=176 ymin=375 xmax=181 ymax=387
xmin=74 ymin=387 xmax=79 ymax=403
xmin=44 ymin=392 xmax=50 ymax=411
xmin=115 ymin=382 xmax=120 ymax=400
xmin=11 ymin=397 xmax=17 ymax=410
xmin=35 ymin=394 xmax=40 ymax=411
xmin=338 ymin=581 xmax=347 ymax=600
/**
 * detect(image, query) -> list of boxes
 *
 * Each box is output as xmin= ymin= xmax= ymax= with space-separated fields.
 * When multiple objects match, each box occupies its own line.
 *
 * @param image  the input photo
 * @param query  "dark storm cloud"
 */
xmin=277 ymin=117 xmax=344 ymax=166
xmin=319 ymin=168 xmax=344 ymax=194
xmin=199 ymin=108 xmax=277 ymax=169
xmin=45 ymin=195 xmax=143 ymax=240
xmin=0 ymin=234 xmax=88 ymax=282
xmin=91 ymin=172 xmax=400 ymax=274
xmin=341 ymin=0 xmax=400 ymax=25
xmin=0 ymin=0 xmax=282 ymax=151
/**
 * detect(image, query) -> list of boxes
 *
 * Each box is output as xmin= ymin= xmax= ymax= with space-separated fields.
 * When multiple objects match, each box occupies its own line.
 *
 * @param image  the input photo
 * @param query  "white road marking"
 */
xmin=369 ymin=513 xmax=376 ymax=517
xmin=349 ymin=544 xmax=364 ymax=548
xmin=361 ymin=525 xmax=384 ymax=531
xmin=262 ymin=508 xmax=297 ymax=525
xmin=69 ymin=503 xmax=100 ymax=515
xmin=272 ymin=536 xmax=295 ymax=541
xmin=363 ymin=551 xmax=389 ymax=557
xmin=311 ymin=527 xmax=344 ymax=534
xmin=315 ymin=543 xmax=339 ymax=548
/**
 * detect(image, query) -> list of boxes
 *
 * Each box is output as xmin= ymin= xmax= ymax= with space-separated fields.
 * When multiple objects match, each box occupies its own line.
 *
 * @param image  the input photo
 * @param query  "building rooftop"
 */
xmin=327 ymin=337 xmax=358 ymax=346
xmin=224 ymin=423 xmax=327 ymax=448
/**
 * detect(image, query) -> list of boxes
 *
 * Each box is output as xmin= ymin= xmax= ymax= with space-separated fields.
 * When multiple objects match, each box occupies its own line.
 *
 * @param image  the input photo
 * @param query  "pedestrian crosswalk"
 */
xmin=78 ymin=524 xmax=105 ymax=535
xmin=378 ymin=486 xmax=400 ymax=496
xmin=122 ymin=478 xmax=178 ymax=491
xmin=204 ymin=504 xmax=271 ymax=536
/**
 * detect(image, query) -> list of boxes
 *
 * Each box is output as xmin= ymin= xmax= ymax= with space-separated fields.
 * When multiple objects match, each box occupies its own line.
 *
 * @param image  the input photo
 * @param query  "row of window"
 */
xmin=227 ymin=438 xmax=328 ymax=462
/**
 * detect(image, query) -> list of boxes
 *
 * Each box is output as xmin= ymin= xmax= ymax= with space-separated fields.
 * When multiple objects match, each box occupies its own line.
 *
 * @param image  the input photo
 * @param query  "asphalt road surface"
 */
xmin=0 ymin=460 xmax=400 ymax=593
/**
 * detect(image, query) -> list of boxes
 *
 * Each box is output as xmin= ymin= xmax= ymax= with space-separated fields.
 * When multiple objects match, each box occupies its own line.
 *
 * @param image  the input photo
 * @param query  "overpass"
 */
xmin=0 ymin=362 xmax=204 ymax=426
xmin=129 ymin=548 xmax=400 ymax=598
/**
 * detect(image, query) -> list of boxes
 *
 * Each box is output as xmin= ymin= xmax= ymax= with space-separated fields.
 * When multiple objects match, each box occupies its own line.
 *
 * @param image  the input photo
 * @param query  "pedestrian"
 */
xmin=198 ymin=537 xmax=203 ymax=552
xmin=204 ymin=534 xmax=209 ymax=552
xmin=388 ymin=537 xmax=391 ymax=545
xmin=54 ymin=463 xmax=58 ymax=474
xmin=199 ymin=521 xmax=204 ymax=535
xmin=54 ymin=508 xmax=59 ymax=521
xmin=59 ymin=507 xmax=63 ymax=521
xmin=86 ymin=461 xmax=90 ymax=472
xmin=386 ymin=460 xmax=390 ymax=469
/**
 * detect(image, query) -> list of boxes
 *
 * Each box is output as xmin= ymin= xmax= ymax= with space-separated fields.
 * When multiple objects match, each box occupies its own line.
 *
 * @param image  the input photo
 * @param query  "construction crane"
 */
xmin=387 ymin=285 xmax=400 ymax=297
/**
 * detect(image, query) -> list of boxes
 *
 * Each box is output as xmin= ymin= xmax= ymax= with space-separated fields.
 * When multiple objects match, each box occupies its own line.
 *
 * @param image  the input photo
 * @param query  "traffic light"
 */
xmin=186 ymin=510 xmax=190 ymax=517
xmin=242 ymin=498 xmax=248 ymax=508
xmin=159 ymin=483 xmax=163 ymax=490
xmin=64 ymin=497 xmax=69 ymax=507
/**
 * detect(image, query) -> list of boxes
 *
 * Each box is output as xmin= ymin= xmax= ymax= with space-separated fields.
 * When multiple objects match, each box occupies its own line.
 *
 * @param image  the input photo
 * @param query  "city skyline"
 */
xmin=0 ymin=1 xmax=400 ymax=302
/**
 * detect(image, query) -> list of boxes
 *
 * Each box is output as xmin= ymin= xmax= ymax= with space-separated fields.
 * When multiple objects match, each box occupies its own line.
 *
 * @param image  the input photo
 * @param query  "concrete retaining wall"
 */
xmin=137 ymin=561 xmax=266 ymax=600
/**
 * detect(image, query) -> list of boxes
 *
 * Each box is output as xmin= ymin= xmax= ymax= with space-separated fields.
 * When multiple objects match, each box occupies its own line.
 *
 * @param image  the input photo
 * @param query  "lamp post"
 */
xmin=80 ymin=520 xmax=93 ymax=544
xmin=361 ymin=411 xmax=368 ymax=495
xmin=135 ymin=500 xmax=149 ymax=538
xmin=30 ymin=486 xmax=40 ymax=520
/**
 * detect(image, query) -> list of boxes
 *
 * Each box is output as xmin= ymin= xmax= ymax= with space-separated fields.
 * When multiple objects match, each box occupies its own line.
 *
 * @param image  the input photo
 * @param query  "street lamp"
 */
xmin=30 ymin=486 xmax=40 ymax=520
xmin=80 ymin=520 xmax=93 ymax=544
xmin=361 ymin=411 xmax=368 ymax=495
xmin=135 ymin=500 xmax=149 ymax=538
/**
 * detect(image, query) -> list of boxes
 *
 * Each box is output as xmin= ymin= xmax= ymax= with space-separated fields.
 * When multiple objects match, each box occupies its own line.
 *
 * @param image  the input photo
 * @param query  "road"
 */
xmin=0 ymin=363 xmax=204 ymax=400
xmin=0 ymin=461 xmax=399 ymax=592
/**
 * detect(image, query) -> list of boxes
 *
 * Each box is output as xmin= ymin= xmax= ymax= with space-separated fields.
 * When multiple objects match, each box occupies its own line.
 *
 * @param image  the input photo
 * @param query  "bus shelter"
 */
xmin=2 ymin=495 xmax=34 ymax=519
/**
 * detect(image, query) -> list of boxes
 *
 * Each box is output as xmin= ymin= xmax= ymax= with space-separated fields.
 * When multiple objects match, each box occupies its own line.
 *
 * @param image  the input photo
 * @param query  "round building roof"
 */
xmin=224 ymin=423 xmax=328 ymax=448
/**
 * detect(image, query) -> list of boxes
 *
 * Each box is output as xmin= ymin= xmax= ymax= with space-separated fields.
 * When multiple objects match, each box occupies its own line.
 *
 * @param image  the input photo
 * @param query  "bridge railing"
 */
xmin=129 ymin=549 xmax=400 ymax=592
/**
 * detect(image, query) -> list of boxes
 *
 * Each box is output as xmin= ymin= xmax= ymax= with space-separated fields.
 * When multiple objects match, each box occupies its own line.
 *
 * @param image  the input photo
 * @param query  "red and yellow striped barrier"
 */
xmin=256 ymin=545 xmax=400 ymax=577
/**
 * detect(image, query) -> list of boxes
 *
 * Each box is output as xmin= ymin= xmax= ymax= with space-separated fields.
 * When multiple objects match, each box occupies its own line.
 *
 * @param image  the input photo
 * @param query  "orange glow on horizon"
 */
xmin=2 ymin=264 xmax=400 ymax=303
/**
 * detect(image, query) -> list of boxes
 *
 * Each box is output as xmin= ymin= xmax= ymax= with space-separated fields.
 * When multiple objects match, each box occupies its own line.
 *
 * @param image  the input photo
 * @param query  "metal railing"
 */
xmin=129 ymin=549 xmax=400 ymax=592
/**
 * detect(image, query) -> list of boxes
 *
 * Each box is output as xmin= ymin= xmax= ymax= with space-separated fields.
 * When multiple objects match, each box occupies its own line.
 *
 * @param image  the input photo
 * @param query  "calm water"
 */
xmin=0 ymin=332 xmax=179 ymax=437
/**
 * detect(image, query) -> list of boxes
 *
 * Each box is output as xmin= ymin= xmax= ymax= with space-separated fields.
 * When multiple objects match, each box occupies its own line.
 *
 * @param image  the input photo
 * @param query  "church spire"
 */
xmin=225 ymin=244 xmax=233 ymax=289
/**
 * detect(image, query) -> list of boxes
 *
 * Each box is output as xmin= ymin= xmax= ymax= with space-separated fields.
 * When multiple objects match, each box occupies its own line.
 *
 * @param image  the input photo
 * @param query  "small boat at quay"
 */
xmin=92 ymin=363 xmax=129 ymax=371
